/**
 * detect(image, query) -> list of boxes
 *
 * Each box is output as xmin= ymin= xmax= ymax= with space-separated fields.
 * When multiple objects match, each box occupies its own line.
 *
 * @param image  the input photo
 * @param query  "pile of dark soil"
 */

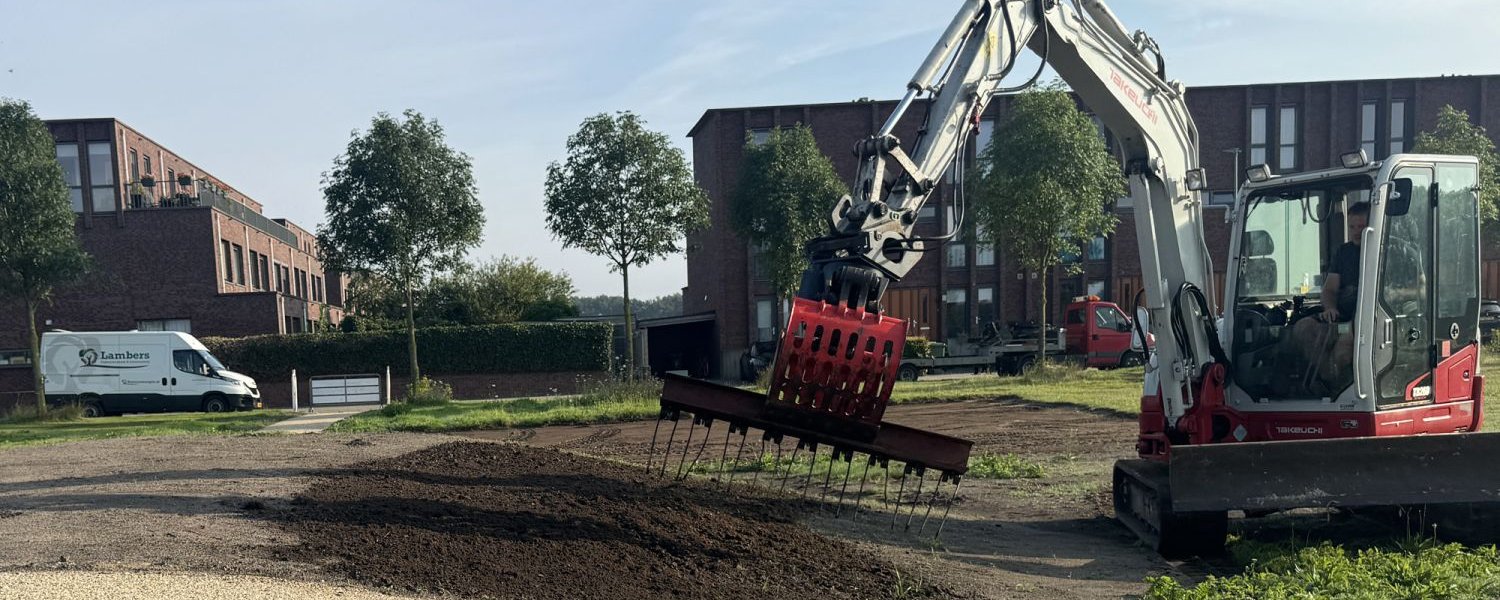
xmin=270 ymin=441 xmax=915 ymax=599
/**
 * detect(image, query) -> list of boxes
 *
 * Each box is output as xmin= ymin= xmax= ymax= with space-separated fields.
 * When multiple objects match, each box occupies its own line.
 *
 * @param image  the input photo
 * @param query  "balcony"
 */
xmin=126 ymin=187 xmax=299 ymax=247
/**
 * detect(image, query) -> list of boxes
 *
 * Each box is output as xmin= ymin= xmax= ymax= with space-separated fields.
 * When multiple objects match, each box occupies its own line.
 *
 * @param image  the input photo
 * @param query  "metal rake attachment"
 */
xmin=647 ymin=374 xmax=973 ymax=538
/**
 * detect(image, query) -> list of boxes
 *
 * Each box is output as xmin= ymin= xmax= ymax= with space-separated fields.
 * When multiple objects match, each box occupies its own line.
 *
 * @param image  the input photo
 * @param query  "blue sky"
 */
xmin=3 ymin=0 xmax=1497 ymax=298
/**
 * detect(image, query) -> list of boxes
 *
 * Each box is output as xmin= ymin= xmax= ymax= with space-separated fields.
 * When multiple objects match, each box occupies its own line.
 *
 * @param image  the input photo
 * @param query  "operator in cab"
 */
xmin=1291 ymin=200 xmax=1369 ymax=386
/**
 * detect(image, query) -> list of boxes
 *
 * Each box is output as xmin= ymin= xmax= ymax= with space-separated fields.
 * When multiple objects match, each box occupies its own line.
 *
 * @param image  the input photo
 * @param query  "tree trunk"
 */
xmin=26 ymin=298 xmax=44 ymax=413
xmin=1036 ymin=268 xmax=1048 ymax=370
xmin=621 ymin=265 xmax=635 ymax=381
xmin=405 ymin=277 xmax=420 ymax=386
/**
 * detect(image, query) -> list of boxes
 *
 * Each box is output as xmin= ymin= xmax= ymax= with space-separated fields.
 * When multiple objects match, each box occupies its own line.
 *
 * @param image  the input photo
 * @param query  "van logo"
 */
xmin=78 ymin=348 xmax=149 ymax=369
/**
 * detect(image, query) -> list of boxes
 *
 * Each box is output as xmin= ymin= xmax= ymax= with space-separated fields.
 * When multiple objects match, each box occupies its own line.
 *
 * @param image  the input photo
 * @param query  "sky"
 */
xmin=2 ymin=0 xmax=1497 ymax=298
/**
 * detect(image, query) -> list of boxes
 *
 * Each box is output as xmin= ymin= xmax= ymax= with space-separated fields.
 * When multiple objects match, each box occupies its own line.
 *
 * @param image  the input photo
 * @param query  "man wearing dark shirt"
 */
xmin=1320 ymin=201 xmax=1369 ymax=323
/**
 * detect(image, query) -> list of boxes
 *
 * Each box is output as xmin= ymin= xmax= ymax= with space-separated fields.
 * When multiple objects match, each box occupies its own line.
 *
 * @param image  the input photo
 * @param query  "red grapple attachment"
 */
xmin=646 ymin=297 xmax=972 ymax=540
xmin=767 ymin=298 xmax=906 ymax=440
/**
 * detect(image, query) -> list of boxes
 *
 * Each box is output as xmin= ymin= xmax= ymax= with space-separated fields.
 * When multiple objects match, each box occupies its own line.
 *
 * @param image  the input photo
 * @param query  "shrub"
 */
xmin=967 ymin=453 xmax=1046 ymax=479
xmin=1145 ymin=541 xmax=1500 ymax=599
xmin=404 ymin=377 xmax=454 ymax=405
xmin=904 ymin=337 xmax=935 ymax=359
xmin=202 ymin=321 xmax=611 ymax=380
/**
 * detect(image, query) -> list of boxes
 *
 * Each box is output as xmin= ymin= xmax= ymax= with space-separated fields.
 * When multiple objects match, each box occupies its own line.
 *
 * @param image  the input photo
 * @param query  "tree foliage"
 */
xmin=969 ymin=84 xmax=1123 ymax=361
xmin=1413 ymin=104 xmax=1500 ymax=225
xmin=0 ymin=99 xmax=90 ymax=411
xmin=574 ymin=293 xmax=682 ymax=319
xmin=340 ymin=257 xmax=576 ymax=331
xmin=730 ymin=125 xmax=846 ymax=300
xmin=544 ymin=111 xmax=709 ymax=376
xmin=317 ymin=110 xmax=485 ymax=380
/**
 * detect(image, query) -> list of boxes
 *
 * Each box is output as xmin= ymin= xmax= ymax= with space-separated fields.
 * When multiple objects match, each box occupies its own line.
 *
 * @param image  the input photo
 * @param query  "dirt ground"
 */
xmin=464 ymin=398 xmax=1176 ymax=599
xmin=0 ymin=400 xmax=1172 ymax=599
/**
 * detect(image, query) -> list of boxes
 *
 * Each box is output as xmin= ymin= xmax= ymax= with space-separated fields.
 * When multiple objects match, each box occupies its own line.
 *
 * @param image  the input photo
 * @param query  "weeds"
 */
xmin=1 ymin=403 xmax=84 ymax=424
xmin=966 ymin=453 xmax=1046 ymax=479
xmin=331 ymin=377 xmax=664 ymax=433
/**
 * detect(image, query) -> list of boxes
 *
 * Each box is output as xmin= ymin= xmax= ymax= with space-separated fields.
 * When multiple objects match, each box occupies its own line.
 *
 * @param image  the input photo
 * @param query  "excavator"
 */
xmin=656 ymin=0 xmax=1492 ymax=556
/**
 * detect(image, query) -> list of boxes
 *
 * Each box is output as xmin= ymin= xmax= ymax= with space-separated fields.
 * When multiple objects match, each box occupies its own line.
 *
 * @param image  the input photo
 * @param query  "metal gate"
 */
xmin=309 ymin=374 xmax=383 ymax=405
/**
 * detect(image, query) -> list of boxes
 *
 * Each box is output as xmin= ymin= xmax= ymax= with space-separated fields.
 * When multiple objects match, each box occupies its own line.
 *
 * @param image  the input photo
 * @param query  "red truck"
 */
xmin=898 ymin=296 xmax=1148 ymax=380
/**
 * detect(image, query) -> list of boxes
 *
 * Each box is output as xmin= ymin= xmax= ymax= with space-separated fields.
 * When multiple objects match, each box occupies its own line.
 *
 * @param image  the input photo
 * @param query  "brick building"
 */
xmin=683 ymin=74 xmax=1500 ymax=379
xmin=0 ymin=118 xmax=342 ymax=370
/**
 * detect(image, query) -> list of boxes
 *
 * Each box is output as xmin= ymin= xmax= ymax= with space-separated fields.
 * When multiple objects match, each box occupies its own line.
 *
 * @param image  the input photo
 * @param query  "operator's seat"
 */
xmin=1240 ymin=230 xmax=1277 ymax=297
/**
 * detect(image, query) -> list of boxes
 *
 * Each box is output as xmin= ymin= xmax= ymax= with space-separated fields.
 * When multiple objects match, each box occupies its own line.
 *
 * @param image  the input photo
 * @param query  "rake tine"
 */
xmin=905 ymin=468 xmax=926 ymax=530
xmin=833 ymin=452 xmax=855 ymax=515
xmin=801 ymin=444 xmax=819 ymax=501
xmin=657 ymin=414 xmax=681 ymax=478
xmin=819 ymin=449 xmax=838 ymax=506
xmin=674 ymin=416 xmax=699 ymax=480
xmin=679 ymin=418 xmax=713 ymax=481
xmin=881 ymin=461 xmax=891 ymax=509
xmin=852 ymin=455 xmax=874 ymax=514
xmin=715 ymin=424 xmax=735 ymax=484
xmin=918 ymin=474 xmax=944 ymax=535
xmin=727 ymin=427 xmax=748 ymax=486
xmin=779 ymin=443 xmax=802 ymax=494
xmin=751 ymin=437 xmax=770 ymax=486
xmin=891 ymin=468 xmax=908 ymax=530
xmin=934 ymin=477 xmax=963 ymax=540
xmin=645 ymin=410 xmax=666 ymax=475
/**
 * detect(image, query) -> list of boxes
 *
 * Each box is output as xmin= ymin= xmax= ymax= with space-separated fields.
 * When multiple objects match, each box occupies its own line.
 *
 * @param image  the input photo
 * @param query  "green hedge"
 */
xmin=201 ymin=322 xmax=611 ymax=380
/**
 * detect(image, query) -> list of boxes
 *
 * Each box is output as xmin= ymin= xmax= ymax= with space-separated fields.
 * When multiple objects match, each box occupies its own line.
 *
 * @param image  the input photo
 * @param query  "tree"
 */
xmin=427 ymin=256 xmax=577 ymax=324
xmin=730 ymin=125 xmax=846 ymax=315
xmin=544 ymin=112 xmax=709 ymax=378
xmin=1413 ymin=105 xmax=1500 ymax=228
xmin=573 ymin=293 xmax=682 ymax=319
xmin=968 ymin=83 xmax=1124 ymax=366
xmin=0 ymin=99 xmax=90 ymax=412
xmin=318 ymin=110 xmax=484 ymax=382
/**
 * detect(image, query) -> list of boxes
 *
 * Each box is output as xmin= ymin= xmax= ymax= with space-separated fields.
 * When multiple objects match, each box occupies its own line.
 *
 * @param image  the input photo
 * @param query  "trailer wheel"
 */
xmin=898 ymin=364 xmax=920 ymax=382
xmin=1119 ymin=351 xmax=1145 ymax=368
xmin=1014 ymin=355 xmax=1037 ymax=375
xmin=202 ymin=394 xmax=229 ymax=413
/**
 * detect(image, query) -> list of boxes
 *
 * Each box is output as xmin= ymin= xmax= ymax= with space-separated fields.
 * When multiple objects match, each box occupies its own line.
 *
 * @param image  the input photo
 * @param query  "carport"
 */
xmin=636 ymin=312 xmax=717 ymax=379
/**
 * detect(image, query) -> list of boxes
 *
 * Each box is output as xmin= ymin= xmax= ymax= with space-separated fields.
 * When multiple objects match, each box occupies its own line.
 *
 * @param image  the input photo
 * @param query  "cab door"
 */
xmin=1089 ymin=304 xmax=1134 ymax=367
xmin=1374 ymin=166 xmax=1434 ymax=408
xmin=1430 ymin=162 xmax=1480 ymax=406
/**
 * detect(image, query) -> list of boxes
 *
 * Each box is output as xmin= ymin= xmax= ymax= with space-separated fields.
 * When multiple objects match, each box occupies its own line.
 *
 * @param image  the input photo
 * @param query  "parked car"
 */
xmin=1481 ymin=300 xmax=1500 ymax=343
xmin=41 ymin=330 xmax=260 ymax=417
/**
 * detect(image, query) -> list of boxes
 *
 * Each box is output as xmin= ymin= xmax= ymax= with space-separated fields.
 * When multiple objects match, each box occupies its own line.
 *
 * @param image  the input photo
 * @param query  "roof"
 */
xmin=686 ymin=73 xmax=1500 ymax=137
xmin=635 ymin=311 xmax=716 ymax=329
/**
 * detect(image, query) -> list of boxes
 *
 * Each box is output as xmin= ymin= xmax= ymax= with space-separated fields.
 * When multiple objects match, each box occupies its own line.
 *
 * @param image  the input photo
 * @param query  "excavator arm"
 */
xmin=793 ymin=0 xmax=1220 ymax=426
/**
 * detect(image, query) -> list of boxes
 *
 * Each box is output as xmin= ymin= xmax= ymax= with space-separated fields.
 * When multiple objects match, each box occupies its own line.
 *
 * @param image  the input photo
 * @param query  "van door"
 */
xmin=1089 ymin=304 xmax=1133 ymax=367
xmin=171 ymin=349 xmax=212 ymax=411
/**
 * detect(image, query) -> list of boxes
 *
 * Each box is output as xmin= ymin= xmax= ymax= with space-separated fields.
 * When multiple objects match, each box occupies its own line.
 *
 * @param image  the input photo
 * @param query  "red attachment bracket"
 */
xmin=767 ymin=297 xmax=907 ymax=428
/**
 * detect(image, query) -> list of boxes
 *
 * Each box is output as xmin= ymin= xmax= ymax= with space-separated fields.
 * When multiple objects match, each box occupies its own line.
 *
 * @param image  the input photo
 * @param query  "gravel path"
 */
xmin=0 ymin=571 xmax=412 ymax=599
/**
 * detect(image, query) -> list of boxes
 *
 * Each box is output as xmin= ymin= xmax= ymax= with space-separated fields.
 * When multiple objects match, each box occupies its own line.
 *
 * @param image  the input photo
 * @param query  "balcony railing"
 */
xmin=127 ymin=188 xmax=299 ymax=247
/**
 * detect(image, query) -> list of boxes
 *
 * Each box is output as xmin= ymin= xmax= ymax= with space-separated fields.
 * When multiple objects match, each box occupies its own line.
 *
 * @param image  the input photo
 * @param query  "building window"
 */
xmin=87 ymin=142 xmax=115 ymax=213
xmin=168 ymin=168 xmax=178 ymax=196
xmin=918 ymin=204 xmax=936 ymax=221
xmin=249 ymin=251 xmax=261 ymax=289
xmin=1249 ymin=106 xmax=1269 ymax=166
xmin=221 ymin=240 xmax=233 ymax=283
xmin=946 ymin=241 xmax=967 ymax=268
xmin=976 ymin=242 xmax=995 ymax=266
xmin=1087 ymin=236 xmax=1106 ymax=261
xmin=143 ymin=155 xmax=152 ymax=175
xmin=755 ymin=298 xmax=775 ymax=342
xmin=232 ymin=244 xmax=245 ymax=285
xmin=747 ymin=127 xmax=772 ymax=145
xmin=1088 ymin=279 xmax=1106 ymax=298
xmin=56 ymin=143 xmax=83 ymax=212
xmin=1278 ymin=105 xmax=1298 ymax=171
xmin=944 ymin=288 xmax=969 ymax=342
xmin=1360 ymin=101 xmax=1378 ymax=158
xmin=1389 ymin=100 xmax=1407 ymax=155
xmin=137 ymin=319 xmax=191 ymax=333
xmin=1208 ymin=191 xmax=1235 ymax=206
xmin=0 ymin=348 xmax=33 ymax=366
xmin=260 ymin=256 xmax=270 ymax=292
xmin=313 ymin=275 xmax=323 ymax=302
xmin=975 ymin=118 xmax=995 ymax=156
xmin=977 ymin=287 xmax=996 ymax=329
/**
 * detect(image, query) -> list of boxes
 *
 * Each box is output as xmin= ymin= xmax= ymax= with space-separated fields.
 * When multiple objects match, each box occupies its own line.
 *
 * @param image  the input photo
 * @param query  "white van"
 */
xmin=41 ymin=331 xmax=261 ymax=417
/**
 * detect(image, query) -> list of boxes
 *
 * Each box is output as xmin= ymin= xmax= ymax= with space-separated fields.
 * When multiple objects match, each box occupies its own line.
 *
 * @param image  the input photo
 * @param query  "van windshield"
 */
xmin=200 ymin=351 xmax=226 ymax=371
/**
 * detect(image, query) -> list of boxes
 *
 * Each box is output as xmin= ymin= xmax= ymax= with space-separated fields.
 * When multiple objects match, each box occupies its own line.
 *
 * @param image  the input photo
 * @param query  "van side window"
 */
xmin=173 ymin=350 xmax=210 ymax=376
xmin=1095 ymin=307 xmax=1125 ymax=330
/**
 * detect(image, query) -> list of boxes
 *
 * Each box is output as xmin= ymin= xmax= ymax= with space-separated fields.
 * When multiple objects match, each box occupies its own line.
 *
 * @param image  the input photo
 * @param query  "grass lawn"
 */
xmin=0 ymin=410 xmax=292 ymax=449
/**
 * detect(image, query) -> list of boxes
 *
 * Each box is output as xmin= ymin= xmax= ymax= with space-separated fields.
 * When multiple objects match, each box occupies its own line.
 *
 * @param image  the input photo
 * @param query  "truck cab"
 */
xmin=1062 ymin=296 xmax=1147 ymax=368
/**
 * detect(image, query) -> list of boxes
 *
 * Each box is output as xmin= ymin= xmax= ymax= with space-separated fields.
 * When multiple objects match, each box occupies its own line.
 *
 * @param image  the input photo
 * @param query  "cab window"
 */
xmin=1095 ymin=306 xmax=1125 ymax=330
xmin=1066 ymin=309 xmax=1084 ymax=325
xmin=173 ymin=349 xmax=211 ymax=376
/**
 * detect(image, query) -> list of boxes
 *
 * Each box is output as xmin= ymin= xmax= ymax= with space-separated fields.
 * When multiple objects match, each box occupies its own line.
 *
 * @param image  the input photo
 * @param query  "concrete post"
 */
xmin=291 ymin=369 xmax=299 ymax=412
xmin=385 ymin=366 xmax=392 ymax=405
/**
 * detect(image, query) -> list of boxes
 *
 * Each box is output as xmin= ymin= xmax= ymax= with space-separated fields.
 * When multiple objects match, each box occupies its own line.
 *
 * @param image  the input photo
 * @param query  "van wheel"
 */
xmin=1119 ymin=351 xmax=1145 ymax=368
xmin=898 ymin=364 xmax=920 ymax=382
xmin=80 ymin=399 xmax=104 ymax=418
xmin=202 ymin=395 xmax=229 ymax=413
